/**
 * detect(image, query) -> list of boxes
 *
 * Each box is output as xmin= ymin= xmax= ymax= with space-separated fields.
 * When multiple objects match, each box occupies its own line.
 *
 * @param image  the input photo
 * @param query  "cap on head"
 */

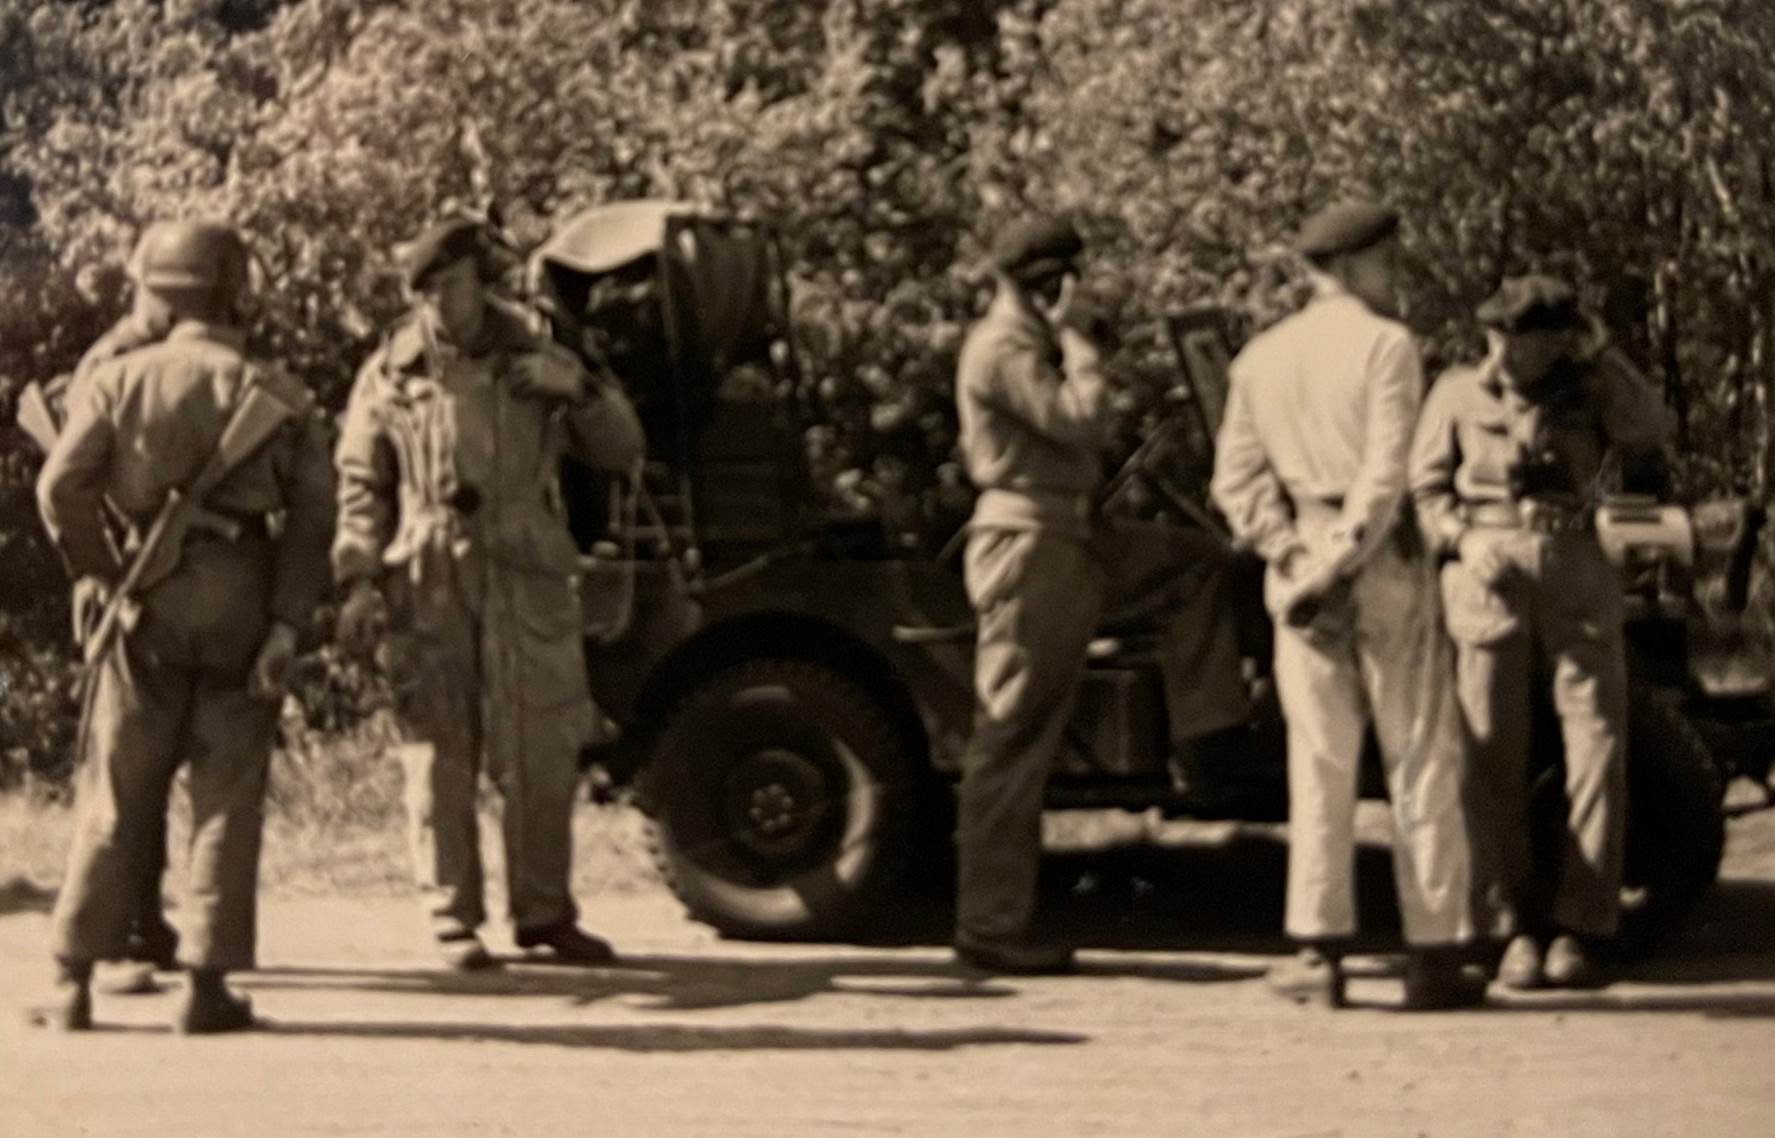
xmin=991 ymin=215 xmax=1084 ymax=286
xmin=1294 ymin=200 xmax=1400 ymax=263
xmin=401 ymin=218 xmax=488 ymax=288
xmin=128 ymin=220 xmax=249 ymax=297
xmin=1476 ymin=275 xmax=1582 ymax=335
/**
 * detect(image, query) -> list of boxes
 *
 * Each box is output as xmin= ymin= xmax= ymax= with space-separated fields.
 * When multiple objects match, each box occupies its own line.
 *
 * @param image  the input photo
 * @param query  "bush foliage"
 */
xmin=3 ymin=0 xmax=1775 ymax=783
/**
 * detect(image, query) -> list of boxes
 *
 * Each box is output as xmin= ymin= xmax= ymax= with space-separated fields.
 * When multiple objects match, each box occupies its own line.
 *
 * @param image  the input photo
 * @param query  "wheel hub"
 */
xmin=721 ymin=746 xmax=834 ymax=863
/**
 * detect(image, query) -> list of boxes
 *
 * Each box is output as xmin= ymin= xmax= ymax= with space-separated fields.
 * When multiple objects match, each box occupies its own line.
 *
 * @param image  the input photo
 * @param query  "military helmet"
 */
xmin=128 ymin=220 xmax=250 ymax=297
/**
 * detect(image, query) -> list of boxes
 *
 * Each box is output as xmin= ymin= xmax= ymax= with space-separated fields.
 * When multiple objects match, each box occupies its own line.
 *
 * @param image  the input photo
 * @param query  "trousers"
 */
xmin=1440 ymin=529 xmax=1628 ymax=937
xmin=1271 ymin=515 xmax=1476 ymax=946
xmin=381 ymin=559 xmax=593 ymax=936
xmin=956 ymin=519 xmax=1250 ymax=943
xmin=52 ymin=539 xmax=279 ymax=971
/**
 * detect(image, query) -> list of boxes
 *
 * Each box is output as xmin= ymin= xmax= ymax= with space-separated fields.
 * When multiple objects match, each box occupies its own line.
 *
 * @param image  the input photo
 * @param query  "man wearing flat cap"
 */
xmin=1212 ymin=201 xmax=1485 ymax=1009
xmin=952 ymin=215 xmax=1251 ymax=973
xmin=1410 ymin=273 xmax=1669 ymax=989
xmin=333 ymin=218 xmax=645 ymax=969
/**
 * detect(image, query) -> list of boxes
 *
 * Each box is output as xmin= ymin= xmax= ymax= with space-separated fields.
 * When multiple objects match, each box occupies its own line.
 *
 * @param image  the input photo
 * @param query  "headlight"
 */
xmin=1596 ymin=497 xmax=1694 ymax=570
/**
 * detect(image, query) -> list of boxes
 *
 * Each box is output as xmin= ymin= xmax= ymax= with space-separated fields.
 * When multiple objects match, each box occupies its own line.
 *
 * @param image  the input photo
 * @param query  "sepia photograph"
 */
xmin=2 ymin=1 xmax=1774 ymax=1135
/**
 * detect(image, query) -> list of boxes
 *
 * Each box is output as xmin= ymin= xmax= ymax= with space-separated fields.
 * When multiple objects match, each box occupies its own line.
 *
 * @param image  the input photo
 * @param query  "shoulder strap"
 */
xmin=185 ymin=364 xmax=303 ymax=504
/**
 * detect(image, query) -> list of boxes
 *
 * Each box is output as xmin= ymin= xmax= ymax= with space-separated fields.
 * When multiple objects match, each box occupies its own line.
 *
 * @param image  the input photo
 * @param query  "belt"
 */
xmin=185 ymin=510 xmax=274 ymax=542
xmin=1464 ymin=500 xmax=1593 ymax=535
xmin=972 ymin=487 xmax=1096 ymax=533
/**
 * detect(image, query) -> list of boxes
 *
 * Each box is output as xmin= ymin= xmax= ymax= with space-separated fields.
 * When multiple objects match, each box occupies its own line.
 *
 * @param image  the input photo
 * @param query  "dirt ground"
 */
xmin=3 ymin=802 xmax=1774 ymax=1138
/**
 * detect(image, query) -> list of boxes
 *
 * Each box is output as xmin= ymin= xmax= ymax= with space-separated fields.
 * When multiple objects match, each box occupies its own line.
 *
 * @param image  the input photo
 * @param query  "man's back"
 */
xmin=51 ymin=323 xmax=293 ymax=526
xmin=1225 ymin=292 xmax=1414 ymax=501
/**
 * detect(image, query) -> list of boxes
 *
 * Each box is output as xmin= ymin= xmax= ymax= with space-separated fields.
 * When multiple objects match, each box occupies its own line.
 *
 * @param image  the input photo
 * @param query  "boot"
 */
xmin=1496 ymin=933 xmax=1545 ymax=991
xmin=28 ymin=959 xmax=93 ymax=1032
xmin=175 ymin=970 xmax=256 ymax=1034
xmin=953 ymin=934 xmax=1076 ymax=976
xmin=1401 ymin=948 xmax=1488 ymax=1011
xmin=515 ymin=921 xmax=617 ymax=966
xmin=1542 ymin=933 xmax=1604 ymax=990
xmin=1267 ymin=945 xmax=1346 ymax=1008
xmin=436 ymin=929 xmax=502 ymax=972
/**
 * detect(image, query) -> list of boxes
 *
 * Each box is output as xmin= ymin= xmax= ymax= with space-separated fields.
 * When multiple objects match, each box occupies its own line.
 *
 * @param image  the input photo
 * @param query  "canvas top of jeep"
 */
xmin=528 ymin=200 xmax=791 ymax=451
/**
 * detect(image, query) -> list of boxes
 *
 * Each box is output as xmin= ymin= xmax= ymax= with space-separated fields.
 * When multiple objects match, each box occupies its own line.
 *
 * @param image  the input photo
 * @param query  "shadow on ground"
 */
xmin=247 ymin=950 xmax=1262 ymax=1014
xmin=1616 ymin=877 xmax=1775 ymax=985
xmin=0 ymin=876 xmax=57 ymax=917
xmin=258 ymin=1020 xmax=1088 ymax=1051
xmin=869 ymin=829 xmax=1775 ymax=982
xmin=858 ymin=827 xmax=1394 ymax=956
xmin=158 ymin=827 xmax=1775 ymax=1023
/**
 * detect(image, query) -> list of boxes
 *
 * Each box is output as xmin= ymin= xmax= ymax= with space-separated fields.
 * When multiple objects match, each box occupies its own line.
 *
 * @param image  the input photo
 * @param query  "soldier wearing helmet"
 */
xmin=33 ymin=220 xmax=336 ymax=1032
xmin=332 ymin=219 xmax=645 ymax=970
xmin=31 ymin=232 xmax=186 ymax=994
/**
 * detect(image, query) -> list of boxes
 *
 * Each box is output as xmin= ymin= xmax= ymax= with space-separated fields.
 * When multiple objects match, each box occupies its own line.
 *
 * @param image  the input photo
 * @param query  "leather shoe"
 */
xmin=1401 ymin=953 xmax=1488 ymax=1011
xmin=436 ymin=931 xmax=502 ymax=972
xmin=1543 ymin=934 xmax=1603 ymax=989
xmin=176 ymin=980 xmax=256 ymax=1035
xmin=515 ymin=922 xmax=617 ymax=966
xmin=1267 ymin=946 xmax=1346 ymax=1008
xmin=1496 ymin=933 xmax=1544 ymax=991
xmin=953 ymin=936 xmax=1076 ymax=975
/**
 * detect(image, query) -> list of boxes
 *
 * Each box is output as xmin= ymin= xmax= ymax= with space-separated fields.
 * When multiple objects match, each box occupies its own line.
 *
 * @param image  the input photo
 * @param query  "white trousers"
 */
xmin=1271 ymin=528 xmax=1476 ymax=946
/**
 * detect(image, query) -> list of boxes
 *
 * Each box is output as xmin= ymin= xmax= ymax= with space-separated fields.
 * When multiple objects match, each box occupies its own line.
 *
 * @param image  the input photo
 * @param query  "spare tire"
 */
xmin=639 ymin=658 xmax=920 ymax=939
xmin=1614 ymin=687 xmax=1726 ymax=956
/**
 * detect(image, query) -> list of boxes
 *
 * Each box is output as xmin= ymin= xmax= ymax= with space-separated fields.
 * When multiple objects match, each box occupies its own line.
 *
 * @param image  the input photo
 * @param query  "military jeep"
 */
xmin=532 ymin=202 xmax=1772 ymax=955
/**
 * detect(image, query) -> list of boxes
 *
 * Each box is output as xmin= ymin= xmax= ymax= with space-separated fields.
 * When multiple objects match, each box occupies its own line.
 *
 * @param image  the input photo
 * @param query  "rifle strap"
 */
xmin=185 ymin=364 xmax=307 ymax=505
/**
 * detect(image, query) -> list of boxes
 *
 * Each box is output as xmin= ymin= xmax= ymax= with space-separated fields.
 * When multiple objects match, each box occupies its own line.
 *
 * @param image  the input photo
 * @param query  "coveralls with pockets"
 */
xmin=333 ymin=302 xmax=644 ymax=939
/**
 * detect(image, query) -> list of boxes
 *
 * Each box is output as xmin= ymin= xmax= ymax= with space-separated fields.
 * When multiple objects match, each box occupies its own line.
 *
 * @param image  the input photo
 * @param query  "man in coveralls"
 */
xmin=34 ymin=220 xmax=336 ymax=1032
xmin=953 ymin=215 xmax=1252 ymax=974
xmin=333 ymin=220 xmax=645 ymax=970
xmin=1410 ymin=275 xmax=1669 ymax=989
xmin=1211 ymin=202 xmax=1485 ymax=1009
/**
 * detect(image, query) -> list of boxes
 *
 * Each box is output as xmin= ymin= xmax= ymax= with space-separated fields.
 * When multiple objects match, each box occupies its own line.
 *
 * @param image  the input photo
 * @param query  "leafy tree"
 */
xmin=2 ymin=0 xmax=1773 ymax=783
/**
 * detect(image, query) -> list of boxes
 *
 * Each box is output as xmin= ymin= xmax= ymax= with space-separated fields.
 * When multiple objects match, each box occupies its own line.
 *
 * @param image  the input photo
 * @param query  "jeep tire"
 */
xmin=1614 ymin=687 xmax=1727 ymax=956
xmin=640 ymin=658 xmax=919 ymax=939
